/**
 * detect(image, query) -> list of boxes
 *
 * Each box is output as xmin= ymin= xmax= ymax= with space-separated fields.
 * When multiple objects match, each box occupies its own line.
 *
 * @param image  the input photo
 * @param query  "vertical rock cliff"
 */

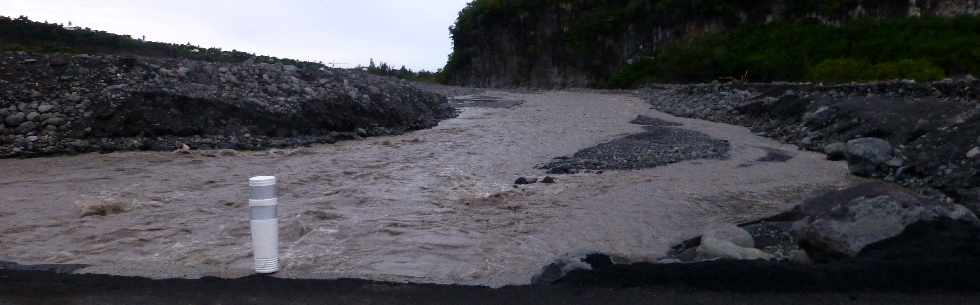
xmin=444 ymin=0 xmax=980 ymax=88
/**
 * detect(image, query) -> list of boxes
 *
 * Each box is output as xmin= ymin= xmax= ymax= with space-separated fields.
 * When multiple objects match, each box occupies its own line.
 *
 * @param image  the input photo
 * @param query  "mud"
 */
xmin=0 ymin=91 xmax=855 ymax=287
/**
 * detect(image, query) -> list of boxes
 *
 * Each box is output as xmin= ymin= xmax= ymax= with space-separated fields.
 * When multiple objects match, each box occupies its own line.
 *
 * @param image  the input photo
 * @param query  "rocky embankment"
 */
xmin=597 ymin=80 xmax=980 ymax=269
xmin=643 ymin=81 xmax=980 ymax=213
xmin=530 ymin=82 xmax=980 ymax=285
xmin=0 ymin=52 xmax=455 ymax=158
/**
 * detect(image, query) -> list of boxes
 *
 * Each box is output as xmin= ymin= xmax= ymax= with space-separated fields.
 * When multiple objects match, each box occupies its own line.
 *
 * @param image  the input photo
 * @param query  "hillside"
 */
xmin=442 ymin=0 xmax=980 ymax=88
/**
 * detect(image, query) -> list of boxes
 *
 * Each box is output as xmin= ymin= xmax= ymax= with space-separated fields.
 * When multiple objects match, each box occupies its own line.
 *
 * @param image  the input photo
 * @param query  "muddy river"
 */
xmin=0 ymin=91 xmax=856 ymax=287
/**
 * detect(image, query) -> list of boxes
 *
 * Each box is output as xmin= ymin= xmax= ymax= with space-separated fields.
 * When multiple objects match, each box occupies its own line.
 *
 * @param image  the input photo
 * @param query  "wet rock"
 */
xmin=846 ymin=138 xmax=894 ymax=177
xmin=793 ymin=182 xmax=978 ymax=261
xmin=967 ymin=147 xmax=980 ymax=159
xmin=541 ymin=127 xmax=730 ymax=173
xmin=541 ymin=176 xmax=557 ymax=184
xmin=532 ymin=253 xmax=617 ymax=285
xmin=514 ymin=177 xmax=538 ymax=185
xmin=857 ymin=218 xmax=980 ymax=263
xmin=26 ymin=112 xmax=40 ymax=121
xmin=702 ymin=223 xmax=754 ymax=248
xmin=174 ymin=143 xmax=191 ymax=154
xmin=696 ymin=237 xmax=773 ymax=261
xmin=37 ymin=104 xmax=55 ymax=113
xmin=824 ymin=142 xmax=847 ymax=161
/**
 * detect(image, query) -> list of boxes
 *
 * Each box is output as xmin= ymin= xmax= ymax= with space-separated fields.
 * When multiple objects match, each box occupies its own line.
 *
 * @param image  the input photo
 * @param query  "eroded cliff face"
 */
xmin=445 ymin=0 xmax=980 ymax=88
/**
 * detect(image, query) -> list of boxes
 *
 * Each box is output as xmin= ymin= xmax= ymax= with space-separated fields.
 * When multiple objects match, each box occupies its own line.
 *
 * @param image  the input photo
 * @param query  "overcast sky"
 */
xmin=1 ymin=0 xmax=471 ymax=70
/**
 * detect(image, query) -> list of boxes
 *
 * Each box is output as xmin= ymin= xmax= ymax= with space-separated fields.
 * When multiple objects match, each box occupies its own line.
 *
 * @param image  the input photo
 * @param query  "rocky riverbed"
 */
xmin=0 ymin=52 xmax=455 ymax=157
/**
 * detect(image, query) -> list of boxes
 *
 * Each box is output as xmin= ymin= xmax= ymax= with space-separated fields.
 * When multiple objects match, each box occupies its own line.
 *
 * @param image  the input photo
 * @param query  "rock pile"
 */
xmin=0 ymin=52 xmax=456 ymax=157
xmin=642 ymin=81 xmax=980 ymax=214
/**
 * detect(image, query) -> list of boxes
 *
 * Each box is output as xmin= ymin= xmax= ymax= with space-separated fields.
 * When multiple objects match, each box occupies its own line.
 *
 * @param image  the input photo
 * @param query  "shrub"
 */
xmin=604 ymin=17 xmax=979 ymax=87
xmin=808 ymin=58 xmax=873 ymax=82
xmin=894 ymin=59 xmax=946 ymax=81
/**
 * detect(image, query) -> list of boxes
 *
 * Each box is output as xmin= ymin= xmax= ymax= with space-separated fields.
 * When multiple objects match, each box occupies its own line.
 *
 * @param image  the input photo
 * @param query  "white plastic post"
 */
xmin=249 ymin=176 xmax=280 ymax=274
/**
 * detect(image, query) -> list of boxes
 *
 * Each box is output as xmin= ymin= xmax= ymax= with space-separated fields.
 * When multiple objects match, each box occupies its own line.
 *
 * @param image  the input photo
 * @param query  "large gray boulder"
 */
xmin=845 ymin=138 xmax=894 ymax=177
xmin=823 ymin=142 xmax=847 ymax=161
xmin=793 ymin=182 xmax=978 ymax=261
xmin=701 ymin=223 xmax=754 ymax=248
xmin=697 ymin=237 xmax=773 ymax=261
xmin=696 ymin=223 xmax=772 ymax=260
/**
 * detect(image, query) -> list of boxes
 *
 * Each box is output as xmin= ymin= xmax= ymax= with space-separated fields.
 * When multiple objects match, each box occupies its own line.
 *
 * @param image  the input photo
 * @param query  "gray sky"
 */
xmin=1 ymin=0 xmax=471 ymax=70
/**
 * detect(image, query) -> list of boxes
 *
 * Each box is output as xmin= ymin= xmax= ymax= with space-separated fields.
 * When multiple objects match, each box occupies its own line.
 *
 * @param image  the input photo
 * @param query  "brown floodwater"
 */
xmin=0 ymin=91 xmax=857 ymax=287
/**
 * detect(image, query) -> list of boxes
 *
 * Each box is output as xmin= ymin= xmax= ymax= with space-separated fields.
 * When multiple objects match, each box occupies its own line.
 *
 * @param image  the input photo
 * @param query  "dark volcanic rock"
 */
xmin=845 ymin=137 xmax=895 ymax=177
xmin=0 ymin=52 xmax=456 ymax=158
xmin=514 ymin=177 xmax=538 ymax=185
xmin=642 ymin=81 xmax=980 ymax=214
xmin=824 ymin=142 xmax=847 ymax=161
xmin=789 ymin=182 xmax=977 ymax=261
xmin=856 ymin=218 xmax=980 ymax=263
xmin=540 ymin=126 xmax=729 ymax=174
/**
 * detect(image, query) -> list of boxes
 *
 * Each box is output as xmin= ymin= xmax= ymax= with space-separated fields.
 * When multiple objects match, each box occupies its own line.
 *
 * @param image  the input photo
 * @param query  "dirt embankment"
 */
xmin=0 ymin=52 xmax=456 ymax=158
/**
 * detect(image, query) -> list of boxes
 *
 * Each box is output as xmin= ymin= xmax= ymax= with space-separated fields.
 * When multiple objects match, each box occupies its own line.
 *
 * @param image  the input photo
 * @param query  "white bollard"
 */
xmin=249 ymin=176 xmax=280 ymax=274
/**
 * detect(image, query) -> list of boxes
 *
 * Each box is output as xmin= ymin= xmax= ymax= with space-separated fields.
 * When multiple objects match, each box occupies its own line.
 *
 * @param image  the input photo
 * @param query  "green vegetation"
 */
xmin=807 ymin=58 xmax=946 ymax=82
xmin=610 ymin=17 xmax=979 ymax=86
xmin=363 ymin=59 xmax=443 ymax=83
xmin=446 ymin=0 xmax=978 ymax=87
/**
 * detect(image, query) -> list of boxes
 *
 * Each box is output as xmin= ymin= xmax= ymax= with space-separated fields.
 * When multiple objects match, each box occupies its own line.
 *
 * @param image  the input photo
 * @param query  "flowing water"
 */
xmin=0 ymin=91 xmax=856 ymax=287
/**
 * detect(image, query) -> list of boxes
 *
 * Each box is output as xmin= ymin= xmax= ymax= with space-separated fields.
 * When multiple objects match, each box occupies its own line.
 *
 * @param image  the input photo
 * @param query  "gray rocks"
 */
xmin=4 ymin=112 xmax=25 ymax=126
xmin=696 ymin=238 xmax=773 ymax=261
xmin=793 ymin=182 xmax=978 ymax=261
xmin=41 ymin=117 xmax=65 ymax=126
xmin=15 ymin=122 xmax=36 ymax=133
xmin=695 ymin=224 xmax=773 ymax=260
xmin=823 ymin=142 xmax=847 ymax=161
xmin=514 ymin=177 xmax=537 ymax=185
xmin=701 ymin=224 xmax=754 ymax=248
xmin=968 ymin=147 xmax=980 ymax=159
xmin=0 ymin=52 xmax=455 ymax=158
xmin=541 ymin=126 xmax=730 ymax=173
xmin=845 ymin=138 xmax=894 ymax=177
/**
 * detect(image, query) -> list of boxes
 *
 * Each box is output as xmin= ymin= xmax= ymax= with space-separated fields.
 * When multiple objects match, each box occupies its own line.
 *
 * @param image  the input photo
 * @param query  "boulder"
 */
xmin=701 ymin=223 xmax=754 ymax=248
xmin=845 ymin=137 xmax=894 ymax=177
xmin=823 ymin=142 xmax=847 ymax=161
xmin=696 ymin=237 xmax=773 ymax=260
xmin=968 ymin=147 xmax=980 ymax=159
xmin=4 ymin=112 xmax=26 ymax=126
xmin=514 ymin=177 xmax=537 ymax=185
xmin=793 ymin=182 xmax=978 ymax=261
